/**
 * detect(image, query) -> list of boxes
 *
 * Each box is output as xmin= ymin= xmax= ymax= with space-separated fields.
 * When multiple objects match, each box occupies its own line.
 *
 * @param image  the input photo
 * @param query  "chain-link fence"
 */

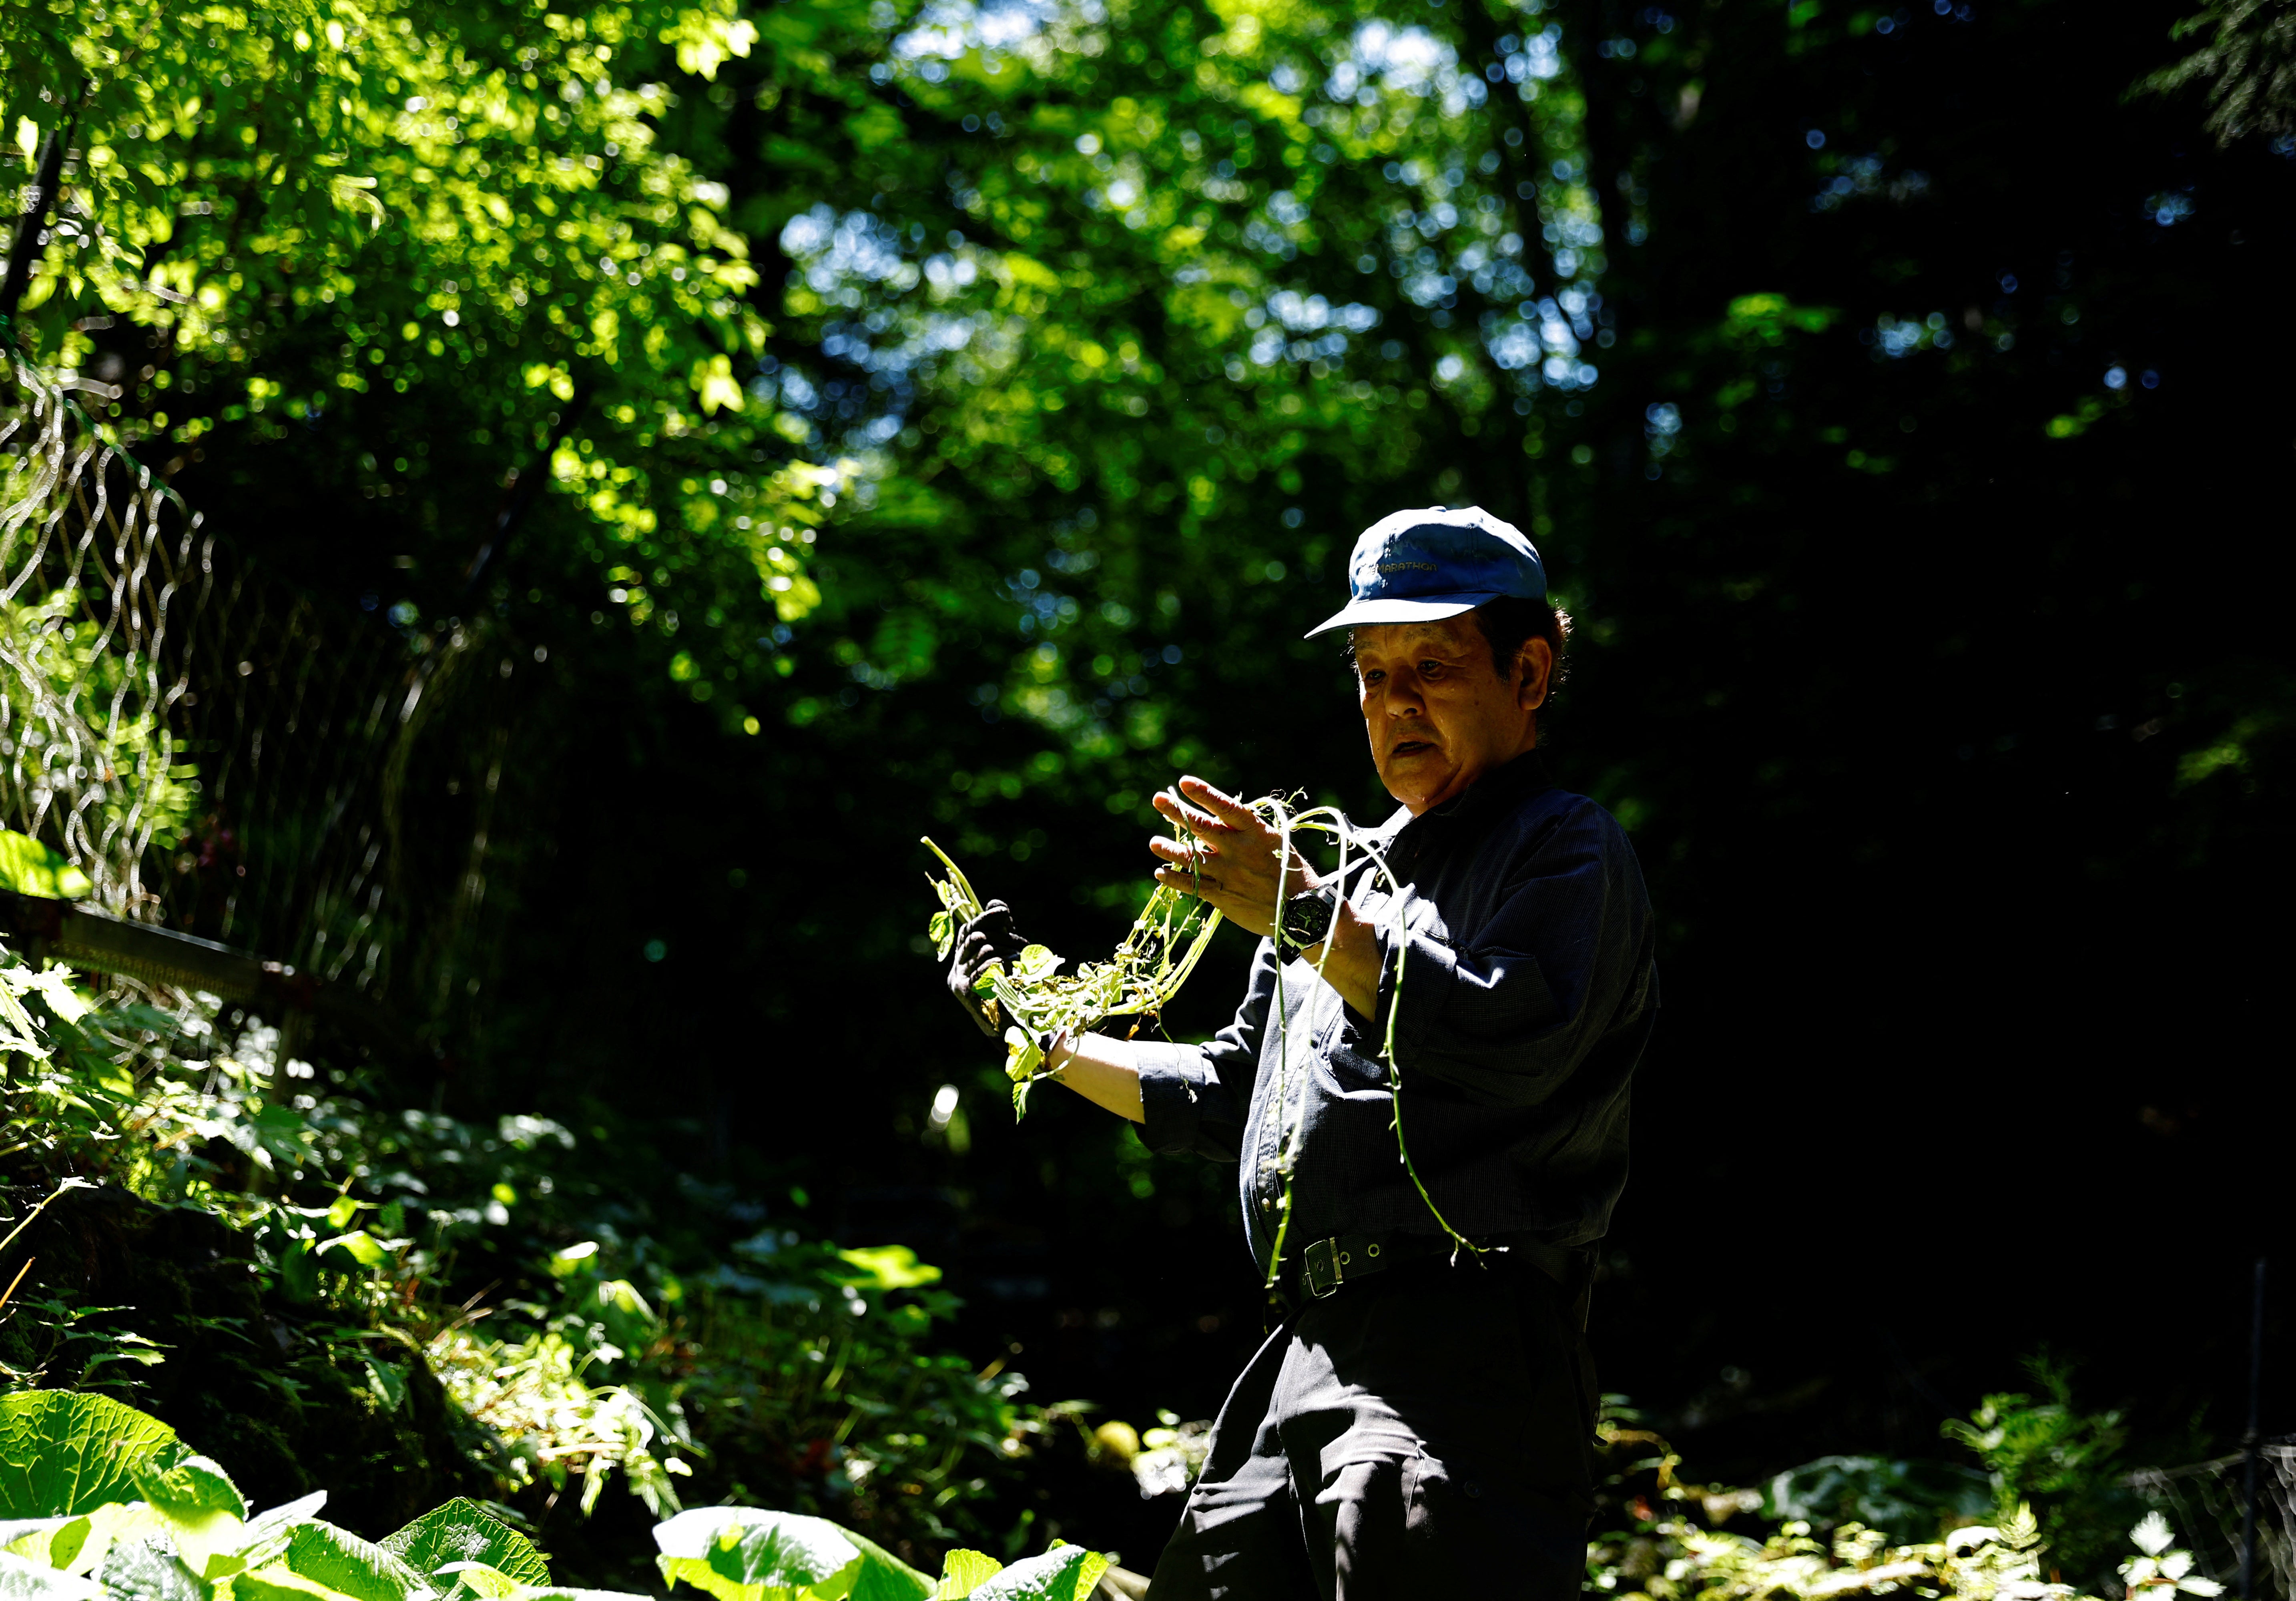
xmin=2130 ymin=1440 xmax=2296 ymax=1601
xmin=0 ymin=342 xmax=518 ymax=1045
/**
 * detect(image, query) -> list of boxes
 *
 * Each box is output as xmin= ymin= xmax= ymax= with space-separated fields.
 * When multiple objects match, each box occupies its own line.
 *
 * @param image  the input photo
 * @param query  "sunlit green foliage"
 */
xmin=0 ymin=1391 xmax=1108 ymax=1601
xmin=0 ymin=585 xmax=199 ymax=905
xmin=0 ymin=941 xmax=1046 ymax=1553
xmin=2141 ymin=0 xmax=2296 ymax=147
xmin=1586 ymin=1413 xmax=2225 ymax=1601
xmin=1941 ymin=1359 xmax=2144 ymax=1590
xmin=1 ymin=0 xmax=835 ymax=678
xmin=3 ymin=0 xmax=1614 ymax=750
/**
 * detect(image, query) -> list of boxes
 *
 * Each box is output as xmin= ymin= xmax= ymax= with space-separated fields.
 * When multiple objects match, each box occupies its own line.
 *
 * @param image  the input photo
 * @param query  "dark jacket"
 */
xmin=1132 ymin=753 xmax=1657 ymax=1274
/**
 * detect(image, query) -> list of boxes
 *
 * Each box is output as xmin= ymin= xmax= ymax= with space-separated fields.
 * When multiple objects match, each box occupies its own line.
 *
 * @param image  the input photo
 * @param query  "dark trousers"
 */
xmin=1147 ymin=1256 xmax=1596 ymax=1601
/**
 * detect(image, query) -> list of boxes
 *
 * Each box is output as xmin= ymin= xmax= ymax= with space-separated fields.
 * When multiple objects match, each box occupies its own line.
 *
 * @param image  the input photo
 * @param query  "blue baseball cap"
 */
xmin=1303 ymin=505 xmax=1547 ymax=638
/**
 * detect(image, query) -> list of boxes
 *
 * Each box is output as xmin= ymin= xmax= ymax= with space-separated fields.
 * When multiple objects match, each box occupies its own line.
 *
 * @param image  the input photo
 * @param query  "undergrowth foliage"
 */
xmin=0 ymin=931 xmax=1053 ymax=1559
xmin=1582 ymin=1414 xmax=2224 ymax=1601
xmin=0 ymin=1389 xmax=1113 ymax=1601
xmin=0 ymin=1384 xmax=2232 ymax=1601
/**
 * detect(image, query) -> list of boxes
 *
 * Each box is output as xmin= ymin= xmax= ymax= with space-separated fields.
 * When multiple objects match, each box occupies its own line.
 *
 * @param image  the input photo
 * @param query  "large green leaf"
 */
xmin=424 ymin=1569 xmax=660 ymax=1601
xmin=425 ymin=1575 xmax=656 ymax=1601
xmin=243 ymin=1499 xmax=327 ymax=1541
xmin=0 ymin=1395 xmax=187 ymax=1519
xmin=0 ymin=833 xmax=92 ymax=901
xmin=44 ymin=1503 xmax=169 ymax=1581
xmin=0 ymin=1551 xmax=103 ymax=1601
xmin=0 ymin=1521 xmax=84 ymax=1571
xmin=130 ymin=1458 xmax=248 ymax=1572
xmin=279 ymin=1525 xmax=430 ymax=1601
xmin=231 ymin=1569 xmax=372 ymax=1601
xmin=651 ymin=1509 xmax=929 ymax=1601
xmin=924 ymin=1553 xmax=1001 ymax=1601
xmin=381 ymin=1503 xmax=548 ymax=1592
xmin=98 ymin=1538 xmax=212 ymax=1601
xmin=967 ymin=1549 xmax=1106 ymax=1601
xmin=826 ymin=1533 xmax=931 ymax=1601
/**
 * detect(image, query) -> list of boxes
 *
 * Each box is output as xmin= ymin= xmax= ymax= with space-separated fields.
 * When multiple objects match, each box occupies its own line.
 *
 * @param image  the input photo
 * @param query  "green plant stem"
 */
xmin=0 ymin=1175 xmax=91 ymax=1264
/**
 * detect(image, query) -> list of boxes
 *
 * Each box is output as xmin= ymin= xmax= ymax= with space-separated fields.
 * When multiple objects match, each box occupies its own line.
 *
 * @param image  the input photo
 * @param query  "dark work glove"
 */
xmin=947 ymin=899 xmax=1028 ymax=1039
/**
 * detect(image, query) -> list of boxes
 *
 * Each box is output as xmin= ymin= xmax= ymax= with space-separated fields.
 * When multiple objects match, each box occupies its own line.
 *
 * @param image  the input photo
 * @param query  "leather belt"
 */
xmin=1286 ymin=1230 xmax=1588 ymax=1310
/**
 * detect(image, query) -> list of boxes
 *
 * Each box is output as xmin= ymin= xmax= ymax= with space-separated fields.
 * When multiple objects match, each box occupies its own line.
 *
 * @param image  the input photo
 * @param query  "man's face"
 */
xmin=1353 ymin=614 xmax=1550 ymax=815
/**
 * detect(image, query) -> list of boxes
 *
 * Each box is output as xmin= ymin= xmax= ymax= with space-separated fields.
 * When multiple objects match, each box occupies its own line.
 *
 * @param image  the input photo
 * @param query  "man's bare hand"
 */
xmin=1149 ymin=776 xmax=1318 ymax=939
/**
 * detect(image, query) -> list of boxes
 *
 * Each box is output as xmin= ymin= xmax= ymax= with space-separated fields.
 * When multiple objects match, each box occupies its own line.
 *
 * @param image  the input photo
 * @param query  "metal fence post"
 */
xmin=2242 ymin=1257 xmax=2267 ymax=1601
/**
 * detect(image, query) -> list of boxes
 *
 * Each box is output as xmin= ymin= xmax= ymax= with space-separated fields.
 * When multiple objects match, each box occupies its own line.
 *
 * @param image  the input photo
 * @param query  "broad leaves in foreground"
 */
xmin=653 ymin=1507 xmax=927 ymax=1601
xmin=0 ymin=1550 xmax=106 ymax=1601
xmin=381 ymin=1503 xmax=551 ymax=1596
xmin=651 ymin=1507 xmax=1108 ymax=1601
xmin=0 ymin=1395 xmax=650 ymax=1601
xmin=953 ymin=1549 xmax=1107 ymax=1601
xmin=277 ymin=1525 xmax=429 ymax=1601
xmin=0 ymin=1395 xmax=188 ymax=1520
xmin=0 ymin=1398 xmax=1102 ymax=1601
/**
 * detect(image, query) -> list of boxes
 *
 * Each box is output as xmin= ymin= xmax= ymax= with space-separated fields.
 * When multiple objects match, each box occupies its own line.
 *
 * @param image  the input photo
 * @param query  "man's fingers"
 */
xmin=1152 ymin=789 xmax=1235 ymax=840
xmin=1155 ymin=865 xmax=1222 ymax=895
xmin=1177 ymin=775 xmax=1256 ymax=821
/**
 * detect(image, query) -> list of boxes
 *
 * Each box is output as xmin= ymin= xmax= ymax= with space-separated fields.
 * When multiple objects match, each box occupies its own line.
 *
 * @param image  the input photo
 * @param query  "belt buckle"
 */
xmin=1303 ymin=1237 xmax=1343 ymax=1299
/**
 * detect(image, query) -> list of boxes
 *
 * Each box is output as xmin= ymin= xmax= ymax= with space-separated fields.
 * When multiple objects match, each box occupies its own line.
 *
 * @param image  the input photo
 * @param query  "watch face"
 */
xmin=1282 ymin=891 xmax=1334 ymax=948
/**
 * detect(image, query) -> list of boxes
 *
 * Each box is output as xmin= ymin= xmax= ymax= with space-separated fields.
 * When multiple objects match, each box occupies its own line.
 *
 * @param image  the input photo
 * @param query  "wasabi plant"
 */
xmin=922 ymin=836 xmax=1223 ymax=1113
xmin=923 ymin=792 xmax=1484 ymax=1298
xmin=1239 ymin=794 xmax=1485 ymax=1292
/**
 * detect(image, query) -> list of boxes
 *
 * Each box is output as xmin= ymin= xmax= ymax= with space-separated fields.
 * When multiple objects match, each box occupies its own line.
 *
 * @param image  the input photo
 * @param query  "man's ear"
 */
xmin=1517 ymin=637 xmax=1555 ymax=711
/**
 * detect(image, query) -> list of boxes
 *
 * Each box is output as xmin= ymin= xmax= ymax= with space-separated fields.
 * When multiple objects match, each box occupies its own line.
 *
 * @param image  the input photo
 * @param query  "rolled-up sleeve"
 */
xmin=1134 ymin=939 xmax=1278 ymax=1162
xmin=1373 ymin=809 xmax=1651 ymax=1108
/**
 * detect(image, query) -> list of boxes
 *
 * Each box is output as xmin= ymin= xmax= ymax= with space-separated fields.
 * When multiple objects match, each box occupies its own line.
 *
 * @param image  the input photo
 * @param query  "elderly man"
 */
xmin=947 ymin=506 xmax=1658 ymax=1599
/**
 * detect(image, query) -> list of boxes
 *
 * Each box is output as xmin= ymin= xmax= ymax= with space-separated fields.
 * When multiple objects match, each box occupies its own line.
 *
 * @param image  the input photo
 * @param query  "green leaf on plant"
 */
xmin=0 ymin=1549 xmax=105 ymax=1601
xmin=382 ymin=1503 xmax=548 ymax=1594
xmin=315 ymin=1232 xmax=391 ymax=1271
xmin=0 ymin=833 xmax=92 ymax=901
xmin=98 ymin=1537 xmax=212 ymax=1601
xmin=130 ymin=1458 xmax=247 ymax=1532
xmin=231 ymin=1568 xmax=372 ymax=1601
xmin=925 ymin=1551 xmax=1001 ymax=1600
xmin=832 ymin=1248 xmax=943 ymax=1292
xmin=964 ymin=1546 xmax=1106 ymax=1601
xmin=281 ymin=1523 xmax=431 ymax=1601
xmin=215 ymin=1495 xmax=329 ymax=1580
xmin=652 ymin=1508 xmax=929 ymax=1601
xmin=124 ymin=1456 xmax=249 ymax=1576
xmin=0 ymin=1519 xmax=87 ymax=1572
xmin=1008 ymin=947 xmax=1062 ymax=983
xmin=0 ymin=1393 xmax=188 ymax=1519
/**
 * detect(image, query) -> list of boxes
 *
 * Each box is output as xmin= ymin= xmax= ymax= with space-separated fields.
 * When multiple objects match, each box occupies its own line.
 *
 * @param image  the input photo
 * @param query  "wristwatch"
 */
xmin=1277 ymin=885 xmax=1342 ymax=952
